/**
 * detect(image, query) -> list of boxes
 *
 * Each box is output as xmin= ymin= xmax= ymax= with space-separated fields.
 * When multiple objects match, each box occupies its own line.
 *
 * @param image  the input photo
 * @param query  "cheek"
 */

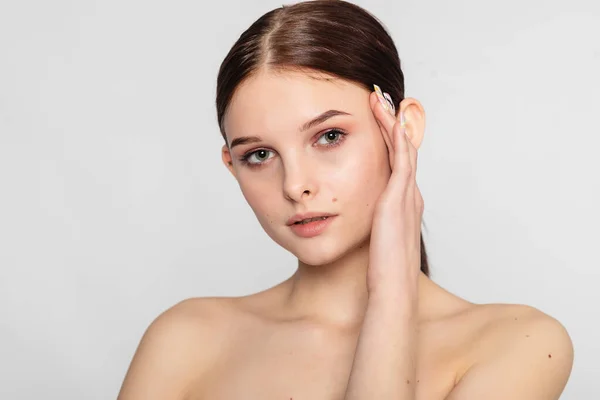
xmin=239 ymin=179 xmax=269 ymax=206
xmin=327 ymin=135 xmax=390 ymax=204
xmin=238 ymin=176 xmax=281 ymax=224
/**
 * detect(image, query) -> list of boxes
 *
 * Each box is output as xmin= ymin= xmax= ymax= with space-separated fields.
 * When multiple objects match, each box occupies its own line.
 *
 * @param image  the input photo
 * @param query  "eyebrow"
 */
xmin=229 ymin=109 xmax=351 ymax=149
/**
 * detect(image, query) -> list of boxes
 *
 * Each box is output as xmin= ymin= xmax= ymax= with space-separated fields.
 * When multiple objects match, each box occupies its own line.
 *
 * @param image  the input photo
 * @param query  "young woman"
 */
xmin=118 ymin=1 xmax=573 ymax=399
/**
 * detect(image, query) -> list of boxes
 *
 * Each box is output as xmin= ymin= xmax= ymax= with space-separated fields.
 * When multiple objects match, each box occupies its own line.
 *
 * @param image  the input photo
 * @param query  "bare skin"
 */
xmin=118 ymin=277 xmax=572 ymax=399
xmin=117 ymin=69 xmax=573 ymax=399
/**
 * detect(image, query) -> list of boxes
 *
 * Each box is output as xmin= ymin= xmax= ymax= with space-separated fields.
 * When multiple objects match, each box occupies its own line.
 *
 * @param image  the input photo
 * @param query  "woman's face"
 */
xmin=222 ymin=69 xmax=391 ymax=266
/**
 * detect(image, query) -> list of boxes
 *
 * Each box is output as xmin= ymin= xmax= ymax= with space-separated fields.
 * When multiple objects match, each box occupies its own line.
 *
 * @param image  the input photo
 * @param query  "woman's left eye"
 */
xmin=316 ymin=129 xmax=346 ymax=146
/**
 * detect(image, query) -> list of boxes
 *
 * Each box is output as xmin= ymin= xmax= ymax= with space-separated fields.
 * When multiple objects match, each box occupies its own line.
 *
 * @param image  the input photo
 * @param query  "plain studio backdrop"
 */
xmin=1 ymin=0 xmax=598 ymax=398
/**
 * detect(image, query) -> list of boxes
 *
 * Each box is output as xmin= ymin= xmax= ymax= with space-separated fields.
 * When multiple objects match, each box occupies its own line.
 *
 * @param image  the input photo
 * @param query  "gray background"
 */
xmin=1 ymin=0 xmax=598 ymax=398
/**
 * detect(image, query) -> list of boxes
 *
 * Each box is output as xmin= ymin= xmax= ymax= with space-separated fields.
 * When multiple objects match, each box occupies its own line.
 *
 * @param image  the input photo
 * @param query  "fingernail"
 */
xmin=383 ymin=92 xmax=396 ymax=115
xmin=373 ymin=84 xmax=390 ymax=112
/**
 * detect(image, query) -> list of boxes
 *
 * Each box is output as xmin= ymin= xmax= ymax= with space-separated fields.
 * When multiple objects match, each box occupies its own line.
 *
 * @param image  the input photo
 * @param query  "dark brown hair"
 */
xmin=216 ymin=0 xmax=430 ymax=276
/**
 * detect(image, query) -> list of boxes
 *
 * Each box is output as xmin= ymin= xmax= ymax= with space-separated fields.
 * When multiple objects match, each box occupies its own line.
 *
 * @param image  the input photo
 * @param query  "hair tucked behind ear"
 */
xmin=216 ymin=0 xmax=430 ymax=276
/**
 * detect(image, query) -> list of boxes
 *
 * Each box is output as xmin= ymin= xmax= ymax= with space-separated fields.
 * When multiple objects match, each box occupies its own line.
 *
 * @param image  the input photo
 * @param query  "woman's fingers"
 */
xmin=370 ymin=91 xmax=397 ymax=134
xmin=416 ymin=182 xmax=424 ymax=216
xmin=370 ymin=87 xmax=421 ymax=218
xmin=390 ymin=122 xmax=409 ymax=176
xmin=369 ymin=88 xmax=417 ymax=175
xmin=405 ymin=128 xmax=418 ymax=189
xmin=369 ymin=92 xmax=395 ymax=166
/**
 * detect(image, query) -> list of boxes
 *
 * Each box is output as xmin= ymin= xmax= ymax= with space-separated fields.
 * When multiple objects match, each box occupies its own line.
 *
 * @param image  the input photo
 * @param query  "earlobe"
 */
xmin=221 ymin=144 xmax=237 ymax=178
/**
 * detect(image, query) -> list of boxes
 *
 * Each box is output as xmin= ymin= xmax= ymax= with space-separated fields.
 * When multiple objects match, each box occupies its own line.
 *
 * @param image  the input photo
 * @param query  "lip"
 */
xmin=286 ymin=211 xmax=337 ymax=226
xmin=288 ymin=215 xmax=337 ymax=238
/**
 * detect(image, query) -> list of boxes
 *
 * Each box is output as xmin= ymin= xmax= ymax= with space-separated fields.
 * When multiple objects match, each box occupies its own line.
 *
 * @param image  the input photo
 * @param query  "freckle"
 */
xmin=406 ymin=379 xmax=410 ymax=384
xmin=526 ymin=335 xmax=530 ymax=338
xmin=417 ymin=380 xmax=420 ymax=383
xmin=548 ymin=354 xmax=552 ymax=358
xmin=514 ymin=317 xmax=518 ymax=320
xmin=332 ymin=197 xmax=337 ymax=202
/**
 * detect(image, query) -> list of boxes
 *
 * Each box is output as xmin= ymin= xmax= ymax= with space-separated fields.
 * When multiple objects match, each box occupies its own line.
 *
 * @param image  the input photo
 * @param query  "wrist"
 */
xmin=367 ymin=283 xmax=419 ymax=314
xmin=368 ymin=273 xmax=419 ymax=297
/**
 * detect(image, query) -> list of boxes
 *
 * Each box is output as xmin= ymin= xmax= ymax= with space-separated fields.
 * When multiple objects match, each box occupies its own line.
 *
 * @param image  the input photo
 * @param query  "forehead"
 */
xmin=223 ymin=69 xmax=368 ymax=140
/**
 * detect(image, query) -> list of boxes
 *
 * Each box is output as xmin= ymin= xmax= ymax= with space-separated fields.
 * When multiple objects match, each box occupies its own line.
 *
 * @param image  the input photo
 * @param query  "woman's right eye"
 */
xmin=241 ymin=149 xmax=274 ymax=166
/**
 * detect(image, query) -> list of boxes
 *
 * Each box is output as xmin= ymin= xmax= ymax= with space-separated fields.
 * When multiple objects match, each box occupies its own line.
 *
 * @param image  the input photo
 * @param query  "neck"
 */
xmin=280 ymin=239 xmax=432 ymax=330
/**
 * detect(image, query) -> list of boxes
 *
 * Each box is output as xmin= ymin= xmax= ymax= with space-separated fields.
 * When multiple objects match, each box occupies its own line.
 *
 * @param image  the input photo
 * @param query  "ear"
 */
xmin=398 ymin=97 xmax=426 ymax=150
xmin=221 ymin=144 xmax=237 ymax=179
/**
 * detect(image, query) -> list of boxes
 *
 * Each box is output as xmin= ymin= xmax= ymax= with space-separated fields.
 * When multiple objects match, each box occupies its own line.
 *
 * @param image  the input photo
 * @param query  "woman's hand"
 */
xmin=366 ymin=86 xmax=424 ymax=298
xmin=343 ymin=88 xmax=423 ymax=399
xmin=343 ymin=87 xmax=424 ymax=400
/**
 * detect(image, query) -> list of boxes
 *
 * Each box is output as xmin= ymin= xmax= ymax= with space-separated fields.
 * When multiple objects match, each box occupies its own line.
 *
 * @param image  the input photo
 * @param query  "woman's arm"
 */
xmin=343 ymin=89 xmax=423 ymax=399
xmin=343 ymin=286 xmax=418 ymax=399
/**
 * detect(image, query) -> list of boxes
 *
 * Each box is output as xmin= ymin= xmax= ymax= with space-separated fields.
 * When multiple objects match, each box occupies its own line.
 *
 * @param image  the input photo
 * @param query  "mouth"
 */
xmin=287 ymin=214 xmax=337 ymax=238
xmin=293 ymin=216 xmax=331 ymax=225
xmin=286 ymin=212 xmax=337 ymax=226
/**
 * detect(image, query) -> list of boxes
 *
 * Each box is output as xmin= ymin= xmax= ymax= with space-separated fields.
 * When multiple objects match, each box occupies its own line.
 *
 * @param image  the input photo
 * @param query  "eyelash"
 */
xmin=238 ymin=128 xmax=349 ymax=168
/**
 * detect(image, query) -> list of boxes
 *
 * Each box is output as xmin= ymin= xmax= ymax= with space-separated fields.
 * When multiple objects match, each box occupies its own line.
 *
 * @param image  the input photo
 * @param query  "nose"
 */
xmin=282 ymin=155 xmax=318 ymax=203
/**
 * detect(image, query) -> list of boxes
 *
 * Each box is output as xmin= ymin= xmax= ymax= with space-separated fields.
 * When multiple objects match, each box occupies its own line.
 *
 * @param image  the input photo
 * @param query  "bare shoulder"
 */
xmin=462 ymin=303 xmax=573 ymax=358
xmin=448 ymin=302 xmax=574 ymax=399
xmin=117 ymin=297 xmax=238 ymax=400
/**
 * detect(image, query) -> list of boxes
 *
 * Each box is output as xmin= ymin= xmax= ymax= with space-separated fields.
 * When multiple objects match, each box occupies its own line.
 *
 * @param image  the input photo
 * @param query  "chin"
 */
xmin=269 ymin=227 xmax=370 ymax=267
xmin=294 ymin=245 xmax=347 ymax=266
